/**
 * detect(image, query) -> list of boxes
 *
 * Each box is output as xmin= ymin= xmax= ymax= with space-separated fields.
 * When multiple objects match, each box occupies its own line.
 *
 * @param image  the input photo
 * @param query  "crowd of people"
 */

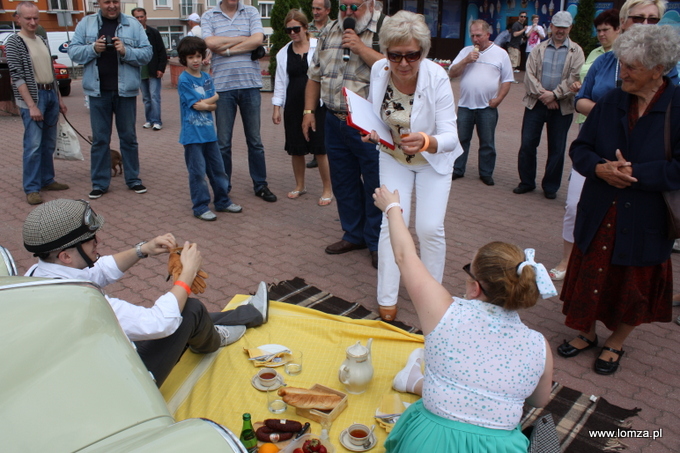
xmin=7 ymin=0 xmax=680 ymax=450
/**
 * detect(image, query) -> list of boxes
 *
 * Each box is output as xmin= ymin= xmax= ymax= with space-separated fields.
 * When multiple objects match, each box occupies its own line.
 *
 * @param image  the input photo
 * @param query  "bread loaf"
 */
xmin=277 ymin=387 xmax=342 ymax=410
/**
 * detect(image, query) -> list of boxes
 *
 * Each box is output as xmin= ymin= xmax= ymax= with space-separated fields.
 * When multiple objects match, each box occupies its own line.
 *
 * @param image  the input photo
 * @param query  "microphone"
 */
xmin=342 ymin=17 xmax=356 ymax=62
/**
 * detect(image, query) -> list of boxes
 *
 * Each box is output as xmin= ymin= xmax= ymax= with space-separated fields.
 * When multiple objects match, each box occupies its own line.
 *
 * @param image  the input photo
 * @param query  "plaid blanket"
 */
xmin=269 ymin=278 xmax=641 ymax=453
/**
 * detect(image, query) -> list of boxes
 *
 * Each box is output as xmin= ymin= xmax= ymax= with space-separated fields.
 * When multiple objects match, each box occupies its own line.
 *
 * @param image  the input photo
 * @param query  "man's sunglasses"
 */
xmin=519 ymin=15 xmax=527 ymax=18
xmin=387 ymin=50 xmax=422 ymax=63
xmin=628 ymin=15 xmax=660 ymax=24
xmin=339 ymin=2 xmax=364 ymax=12
xmin=285 ymin=26 xmax=302 ymax=34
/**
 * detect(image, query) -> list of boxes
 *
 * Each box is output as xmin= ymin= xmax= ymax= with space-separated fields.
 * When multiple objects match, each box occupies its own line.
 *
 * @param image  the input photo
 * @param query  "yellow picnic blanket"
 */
xmin=161 ymin=296 xmax=424 ymax=452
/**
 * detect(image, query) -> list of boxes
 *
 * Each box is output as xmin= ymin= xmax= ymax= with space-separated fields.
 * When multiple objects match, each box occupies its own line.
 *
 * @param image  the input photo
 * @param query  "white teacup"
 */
xmin=346 ymin=423 xmax=370 ymax=447
xmin=257 ymin=368 xmax=279 ymax=387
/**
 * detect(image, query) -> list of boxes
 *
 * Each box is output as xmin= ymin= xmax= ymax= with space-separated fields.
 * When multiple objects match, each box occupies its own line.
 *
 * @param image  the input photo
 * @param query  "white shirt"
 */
xmin=188 ymin=24 xmax=202 ymax=38
xmin=26 ymin=256 xmax=183 ymax=341
xmin=272 ymin=38 xmax=318 ymax=107
xmin=452 ymin=43 xmax=514 ymax=110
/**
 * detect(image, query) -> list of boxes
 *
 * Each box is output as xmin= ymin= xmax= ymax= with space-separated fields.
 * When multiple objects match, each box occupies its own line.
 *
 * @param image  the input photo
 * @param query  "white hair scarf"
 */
xmin=516 ymin=248 xmax=558 ymax=299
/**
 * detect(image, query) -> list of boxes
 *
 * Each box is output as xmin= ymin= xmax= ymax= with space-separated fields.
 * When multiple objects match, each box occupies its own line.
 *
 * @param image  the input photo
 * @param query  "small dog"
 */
xmin=88 ymin=136 xmax=123 ymax=176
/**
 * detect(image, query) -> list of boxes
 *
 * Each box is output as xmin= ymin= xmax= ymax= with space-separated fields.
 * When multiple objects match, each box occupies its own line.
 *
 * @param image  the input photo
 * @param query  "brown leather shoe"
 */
xmin=325 ymin=239 xmax=367 ymax=255
xmin=27 ymin=192 xmax=43 ymax=205
xmin=379 ymin=305 xmax=398 ymax=321
xmin=370 ymin=251 xmax=378 ymax=269
xmin=42 ymin=181 xmax=69 ymax=191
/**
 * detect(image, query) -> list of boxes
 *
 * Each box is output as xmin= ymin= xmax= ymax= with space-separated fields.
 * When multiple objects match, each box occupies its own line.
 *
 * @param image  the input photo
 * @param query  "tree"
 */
xmin=570 ymin=0 xmax=599 ymax=57
xmin=268 ymin=0 xmax=301 ymax=77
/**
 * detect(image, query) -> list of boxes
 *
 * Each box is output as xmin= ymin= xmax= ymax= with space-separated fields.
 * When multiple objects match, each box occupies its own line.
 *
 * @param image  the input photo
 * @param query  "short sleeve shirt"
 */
xmin=452 ymin=44 xmax=514 ymax=109
xmin=178 ymin=71 xmax=218 ymax=145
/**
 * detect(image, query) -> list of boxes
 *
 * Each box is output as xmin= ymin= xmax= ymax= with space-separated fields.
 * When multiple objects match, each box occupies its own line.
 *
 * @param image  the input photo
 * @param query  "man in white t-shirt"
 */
xmin=187 ymin=13 xmax=202 ymax=37
xmin=448 ymin=20 xmax=513 ymax=186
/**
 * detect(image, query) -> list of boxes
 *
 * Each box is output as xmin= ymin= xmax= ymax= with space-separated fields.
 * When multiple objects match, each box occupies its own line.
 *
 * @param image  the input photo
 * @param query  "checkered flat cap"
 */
xmin=23 ymin=199 xmax=104 ymax=254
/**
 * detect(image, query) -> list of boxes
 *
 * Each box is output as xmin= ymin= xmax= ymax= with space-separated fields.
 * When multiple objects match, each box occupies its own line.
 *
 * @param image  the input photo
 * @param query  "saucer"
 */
xmin=339 ymin=429 xmax=377 ymax=451
xmin=251 ymin=373 xmax=285 ymax=392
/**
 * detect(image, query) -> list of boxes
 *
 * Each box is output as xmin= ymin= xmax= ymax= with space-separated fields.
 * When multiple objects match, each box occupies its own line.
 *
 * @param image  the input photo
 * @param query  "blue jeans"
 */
xmin=183 ymin=141 xmax=233 ymax=216
xmin=516 ymin=103 xmax=573 ymax=194
xmin=20 ymin=89 xmax=59 ymax=193
xmin=215 ymin=88 xmax=267 ymax=193
xmin=454 ymin=107 xmax=499 ymax=177
xmin=325 ymin=112 xmax=381 ymax=250
xmin=88 ymin=91 xmax=141 ymax=190
xmin=140 ymin=77 xmax=162 ymax=125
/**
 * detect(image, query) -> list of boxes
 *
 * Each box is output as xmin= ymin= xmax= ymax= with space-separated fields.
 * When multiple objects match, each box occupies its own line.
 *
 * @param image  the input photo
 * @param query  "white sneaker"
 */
xmin=249 ymin=281 xmax=269 ymax=324
xmin=143 ymin=122 xmax=152 ymax=129
xmin=673 ymin=239 xmax=680 ymax=252
xmin=215 ymin=325 xmax=246 ymax=347
xmin=195 ymin=210 xmax=217 ymax=221
xmin=153 ymin=123 xmax=163 ymax=131
xmin=393 ymin=348 xmax=425 ymax=393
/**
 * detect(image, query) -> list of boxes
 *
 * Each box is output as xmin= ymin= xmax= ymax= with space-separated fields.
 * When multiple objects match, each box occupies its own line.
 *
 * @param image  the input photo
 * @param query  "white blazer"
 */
xmin=369 ymin=58 xmax=462 ymax=175
xmin=272 ymin=38 xmax=318 ymax=107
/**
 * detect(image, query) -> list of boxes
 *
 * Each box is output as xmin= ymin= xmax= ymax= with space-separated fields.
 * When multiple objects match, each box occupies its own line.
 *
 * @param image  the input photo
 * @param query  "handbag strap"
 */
xmin=665 ymin=95 xmax=672 ymax=162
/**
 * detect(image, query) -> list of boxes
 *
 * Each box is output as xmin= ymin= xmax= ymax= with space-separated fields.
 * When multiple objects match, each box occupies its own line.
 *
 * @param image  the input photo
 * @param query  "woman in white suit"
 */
xmin=362 ymin=10 xmax=461 ymax=321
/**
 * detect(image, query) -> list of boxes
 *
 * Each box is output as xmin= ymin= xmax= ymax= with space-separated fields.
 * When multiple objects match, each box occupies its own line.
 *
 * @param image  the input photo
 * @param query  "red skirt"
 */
xmin=561 ymin=204 xmax=673 ymax=332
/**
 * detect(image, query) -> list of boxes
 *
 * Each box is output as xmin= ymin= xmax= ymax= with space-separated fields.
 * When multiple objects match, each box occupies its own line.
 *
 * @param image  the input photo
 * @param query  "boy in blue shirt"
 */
xmin=177 ymin=37 xmax=242 ymax=220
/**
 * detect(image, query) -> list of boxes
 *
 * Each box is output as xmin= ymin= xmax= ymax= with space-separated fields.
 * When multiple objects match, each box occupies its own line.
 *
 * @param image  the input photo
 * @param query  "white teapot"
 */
xmin=338 ymin=339 xmax=374 ymax=394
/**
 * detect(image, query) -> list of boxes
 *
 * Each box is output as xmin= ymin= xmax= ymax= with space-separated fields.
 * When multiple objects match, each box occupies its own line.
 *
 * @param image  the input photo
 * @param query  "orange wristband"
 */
xmin=418 ymin=132 xmax=430 ymax=152
xmin=174 ymin=280 xmax=191 ymax=295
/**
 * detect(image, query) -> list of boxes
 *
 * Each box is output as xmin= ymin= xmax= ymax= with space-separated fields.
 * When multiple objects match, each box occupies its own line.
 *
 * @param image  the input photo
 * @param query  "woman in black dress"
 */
xmin=272 ymin=10 xmax=332 ymax=205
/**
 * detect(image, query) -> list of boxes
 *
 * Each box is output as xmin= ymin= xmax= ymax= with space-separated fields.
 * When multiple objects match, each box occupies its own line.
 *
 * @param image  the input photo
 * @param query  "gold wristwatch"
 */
xmin=303 ymin=110 xmax=315 ymax=115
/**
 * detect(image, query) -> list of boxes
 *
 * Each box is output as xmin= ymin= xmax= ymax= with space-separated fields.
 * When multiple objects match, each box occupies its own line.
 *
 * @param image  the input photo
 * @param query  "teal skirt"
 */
xmin=384 ymin=400 xmax=529 ymax=453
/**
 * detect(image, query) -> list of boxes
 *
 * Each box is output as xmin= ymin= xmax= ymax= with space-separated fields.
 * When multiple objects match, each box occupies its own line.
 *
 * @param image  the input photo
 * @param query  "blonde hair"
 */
xmin=619 ymin=0 xmax=667 ymax=23
xmin=284 ymin=9 xmax=310 ymax=36
xmin=378 ymin=10 xmax=431 ymax=57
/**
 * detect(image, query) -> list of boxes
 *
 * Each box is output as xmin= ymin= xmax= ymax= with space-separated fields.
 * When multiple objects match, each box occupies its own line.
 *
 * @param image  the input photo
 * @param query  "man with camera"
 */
xmin=68 ymin=0 xmax=152 ymax=200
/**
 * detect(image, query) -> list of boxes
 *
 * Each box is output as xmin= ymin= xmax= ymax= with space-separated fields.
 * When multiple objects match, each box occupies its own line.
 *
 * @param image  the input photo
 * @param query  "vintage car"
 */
xmin=0 ymin=246 xmax=245 ymax=452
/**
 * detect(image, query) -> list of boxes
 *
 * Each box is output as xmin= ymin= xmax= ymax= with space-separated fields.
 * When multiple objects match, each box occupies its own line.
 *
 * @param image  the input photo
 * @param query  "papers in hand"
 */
xmin=343 ymin=88 xmax=395 ymax=150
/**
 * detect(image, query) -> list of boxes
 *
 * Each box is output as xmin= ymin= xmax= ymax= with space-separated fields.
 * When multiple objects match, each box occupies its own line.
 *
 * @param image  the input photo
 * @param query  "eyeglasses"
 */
xmin=285 ymin=26 xmax=302 ymax=34
xmin=519 ymin=15 xmax=527 ymax=18
xmin=463 ymin=263 xmax=487 ymax=296
xmin=386 ymin=50 xmax=422 ymax=63
xmin=628 ymin=15 xmax=660 ymax=24
xmin=339 ymin=2 xmax=365 ymax=12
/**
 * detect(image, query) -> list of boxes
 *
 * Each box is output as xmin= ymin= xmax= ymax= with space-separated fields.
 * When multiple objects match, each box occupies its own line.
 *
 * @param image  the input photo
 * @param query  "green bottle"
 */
xmin=239 ymin=413 xmax=258 ymax=452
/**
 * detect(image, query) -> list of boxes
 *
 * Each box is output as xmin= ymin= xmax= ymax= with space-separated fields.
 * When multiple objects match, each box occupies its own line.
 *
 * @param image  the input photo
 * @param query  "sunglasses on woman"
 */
xmin=628 ymin=15 xmax=660 ymax=24
xmin=463 ymin=263 xmax=488 ymax=296
xmin=339 ymin=2 xmax=364 ymax=12
xmin=285 ymin=26 xmax=302 ymax=34
xmin=386 ymin=50 xmax=422 ymax=63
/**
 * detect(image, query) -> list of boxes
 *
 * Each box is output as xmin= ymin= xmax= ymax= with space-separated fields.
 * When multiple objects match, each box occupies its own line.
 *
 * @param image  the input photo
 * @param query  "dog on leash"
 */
xmin=88 ymin=136 xmax=123 ymax=176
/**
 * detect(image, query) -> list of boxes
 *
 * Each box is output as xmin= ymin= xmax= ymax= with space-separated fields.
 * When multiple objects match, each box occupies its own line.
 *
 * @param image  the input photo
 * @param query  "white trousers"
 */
xmin=562 ymin=168 xmax=586 ymax=243
xmin=377 ymin=152 xmax=453 ymax=307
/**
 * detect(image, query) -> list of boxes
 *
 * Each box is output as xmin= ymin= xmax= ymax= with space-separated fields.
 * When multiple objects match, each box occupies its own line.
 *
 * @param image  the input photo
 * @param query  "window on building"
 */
xmin=259 ymin=1 xmax=274 ymax=18
xmin=50 ymin=0 xmax=73 ymax=11
xmin=157 ymin=25 xmax=184 ymax=50
xmin=206 ymin=0 xmax=218 ymax=8
xmin=155 ymin=0 xmax=169 ymax=8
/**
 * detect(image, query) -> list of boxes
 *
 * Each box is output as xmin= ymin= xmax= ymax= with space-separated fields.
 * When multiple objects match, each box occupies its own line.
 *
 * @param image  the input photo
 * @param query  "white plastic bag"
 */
xmin=55 ymin=121 xmax=84 ymax=161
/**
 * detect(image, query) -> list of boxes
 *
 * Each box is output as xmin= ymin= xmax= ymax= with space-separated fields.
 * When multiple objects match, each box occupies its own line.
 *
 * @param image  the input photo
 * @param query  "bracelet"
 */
xmin=418 ymin=132 xmax=430 ymax=152
xmin=174 ymin=280 xmax=191 ymax=295
xmin=303 ymin=109 xmax=315 ymax=115
xmin=384 ymin=202 xmax=402 ymax=214
xmin=226 ymin=48 xmax=231 ymax=57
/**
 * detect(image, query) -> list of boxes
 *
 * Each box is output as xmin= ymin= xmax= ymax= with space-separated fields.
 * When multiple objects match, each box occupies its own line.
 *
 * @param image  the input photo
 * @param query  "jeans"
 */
xmin=183 ymin=141 xmax=233 ymax=216
xmin=20 ymin=89 xmax=59 ymax=193
xmin=140 ymin=77 xmax=162 ymax=125
xmin=454 ymin=106 xmax=498 ymax=177
xmin=215 ymin=88 xmax=268 ymax=193
xmin=324 ymin=112 xmax=381 ymax=250
xmin=516 ymin=103 xmax=573 ymax=194
xmin=88 ymin=91 xmax=141 ymax=190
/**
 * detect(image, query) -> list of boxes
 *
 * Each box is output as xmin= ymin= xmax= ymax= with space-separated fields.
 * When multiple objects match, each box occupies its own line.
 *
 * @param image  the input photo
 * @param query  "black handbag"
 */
xmin=662 ymin=97 xmax=680 ymax=239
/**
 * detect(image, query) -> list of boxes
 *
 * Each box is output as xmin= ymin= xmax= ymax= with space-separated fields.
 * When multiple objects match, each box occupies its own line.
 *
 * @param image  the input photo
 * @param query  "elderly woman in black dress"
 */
xmin=558 ymin=25 xmax=680 ymax=375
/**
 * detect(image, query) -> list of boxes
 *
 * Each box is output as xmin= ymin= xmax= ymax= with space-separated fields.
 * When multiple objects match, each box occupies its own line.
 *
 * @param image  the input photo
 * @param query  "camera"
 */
xmin=105 ymin=36 xmax=115 ymax=51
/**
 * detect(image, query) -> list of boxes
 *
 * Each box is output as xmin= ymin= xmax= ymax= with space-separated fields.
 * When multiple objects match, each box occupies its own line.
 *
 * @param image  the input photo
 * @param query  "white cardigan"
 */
xmin=369 ymin=58 xmax=462 ymax=175
xmin=272 ymin=38 xmax=318 ymax=107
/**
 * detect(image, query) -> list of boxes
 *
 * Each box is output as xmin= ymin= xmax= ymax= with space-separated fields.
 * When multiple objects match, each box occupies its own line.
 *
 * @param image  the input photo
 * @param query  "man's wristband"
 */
xmin=303 ymin=110 xmax=315 ymax=115
xmin=226 ymin=48 xmax=231 ymax=57
xmin=174 ymin=280 xmax=191 ymax=295
xmin=384 ymin=202 xmax=403 ymax=214
xmin=135 ymin=241 xmax=148 ymax=258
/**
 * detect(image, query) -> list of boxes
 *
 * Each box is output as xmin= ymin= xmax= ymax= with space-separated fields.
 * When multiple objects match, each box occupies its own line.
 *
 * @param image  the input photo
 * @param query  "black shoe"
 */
xmin=512 ymin=185 xmax=534 ymax=194
xmin=544 ymin=191 xmax=557 ymax=199
xmin=255 ymin=186 xmax=277 ymax=202
xmin=557 ymin=334 xmax=598 ymax=358
xmin=452 ymin=173 xmax=464 ymax=180
xmin=480 ymin=176 xmax=495 ymax=186
xmin=130 ymin=184 xmax=147 ymax=194
xmin=594 ymin=346 xmax=624 ymax=375
xmin=306 ymin=157 xmax=318 ymax=168
xmin=370 ymin=250 xmax=378 ymax=269
xmin=89 ymin=189 xmax=107 ymax=199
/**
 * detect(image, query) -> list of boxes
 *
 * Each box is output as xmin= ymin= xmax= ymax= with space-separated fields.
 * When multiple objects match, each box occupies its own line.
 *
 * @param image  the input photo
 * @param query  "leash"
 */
xmin=61 ymin=112 xmax=92 ymax=145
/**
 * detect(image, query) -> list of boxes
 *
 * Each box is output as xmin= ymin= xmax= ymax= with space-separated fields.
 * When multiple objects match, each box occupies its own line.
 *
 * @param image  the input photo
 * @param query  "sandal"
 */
xmin=549 ymin=268 xmax=566 ymax=281
xmin=318 ymin=196 xmax=333 ymax=206
xmin=556 ymin=334 xmax=598 ymax=358
xmin=287 ymin=189 xmax=307 ymax=199
xmin=594 ymin=346 xmax=625 ymax=375
xmin=379 ymin=305 xmax=398 ymax=321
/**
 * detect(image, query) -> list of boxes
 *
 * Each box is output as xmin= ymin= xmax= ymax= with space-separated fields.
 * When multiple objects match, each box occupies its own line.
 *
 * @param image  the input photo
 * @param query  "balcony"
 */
xmin=180 ymin=2 xmax=204 ymax=19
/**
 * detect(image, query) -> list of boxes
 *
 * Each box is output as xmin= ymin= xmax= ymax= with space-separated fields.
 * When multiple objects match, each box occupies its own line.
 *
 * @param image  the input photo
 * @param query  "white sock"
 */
xmin=392 ymin=348 xmax=424 ymax=394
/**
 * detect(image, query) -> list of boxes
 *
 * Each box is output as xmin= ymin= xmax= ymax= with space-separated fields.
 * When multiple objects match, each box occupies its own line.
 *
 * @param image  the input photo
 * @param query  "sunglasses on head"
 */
xmin=285 ymin=26 xmax=302 ymax=34
xmin=463 ymin=263 xmax=488 ymax=296
xmin=387 ymin=50 xmax=422 ymax=63
xmin=339 ymin=2 xmax=364 ymax=12
xmin=628 ymin=15 xmax=660 ymax=24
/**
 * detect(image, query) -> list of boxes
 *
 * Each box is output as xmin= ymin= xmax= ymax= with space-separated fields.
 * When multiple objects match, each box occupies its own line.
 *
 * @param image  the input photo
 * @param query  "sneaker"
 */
xmin=217 ymin=203 xmax=243 ymax=213
xmin=89 ymin=189 xmax=106 ymax=199
xmin=676 ymin=315 xmax=680 ymax=326
xmin=247 ymin=281 xmax=269 ymax=324
xmin=215 ymin=325 xmax=246 ymax=347
xmin=42 ymin=181 xmax=69 ymax=191
xmin=153 ymin=123 xmax=163 ymax=131
xmin=393 ymin=348 xmax=425 ymax=393
xmin=195 ymin=210 xmax=217 ymax=221
xmin=26 ymin=192 xmax=43 ymax=205
xmin=143 ymin=122 xmax=153 ymax=129
xmin=673 ymin=239 xmax=680 ymax=252
xmin=513 ymin=69 xmax=520 ymax=73
xmin=255 ymin=186 xmax=277 ymax=202
xmin=130 ymin=184 xmax=147 ymax=194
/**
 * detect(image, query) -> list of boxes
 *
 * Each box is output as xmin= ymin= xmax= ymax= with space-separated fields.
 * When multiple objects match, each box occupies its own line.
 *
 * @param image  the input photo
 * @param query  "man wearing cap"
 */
xmin=187 ymin=13 xmax=202 ymax=37
xmin=513 ymin=11 xmax=584 ymax=200
xmin=23 ymin=199 xmax=269 ymax=387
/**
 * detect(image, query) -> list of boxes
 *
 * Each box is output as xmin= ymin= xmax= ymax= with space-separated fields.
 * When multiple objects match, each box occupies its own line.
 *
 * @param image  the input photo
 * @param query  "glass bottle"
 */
xmin=239 ymin=413 xmax=258 ymax=452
